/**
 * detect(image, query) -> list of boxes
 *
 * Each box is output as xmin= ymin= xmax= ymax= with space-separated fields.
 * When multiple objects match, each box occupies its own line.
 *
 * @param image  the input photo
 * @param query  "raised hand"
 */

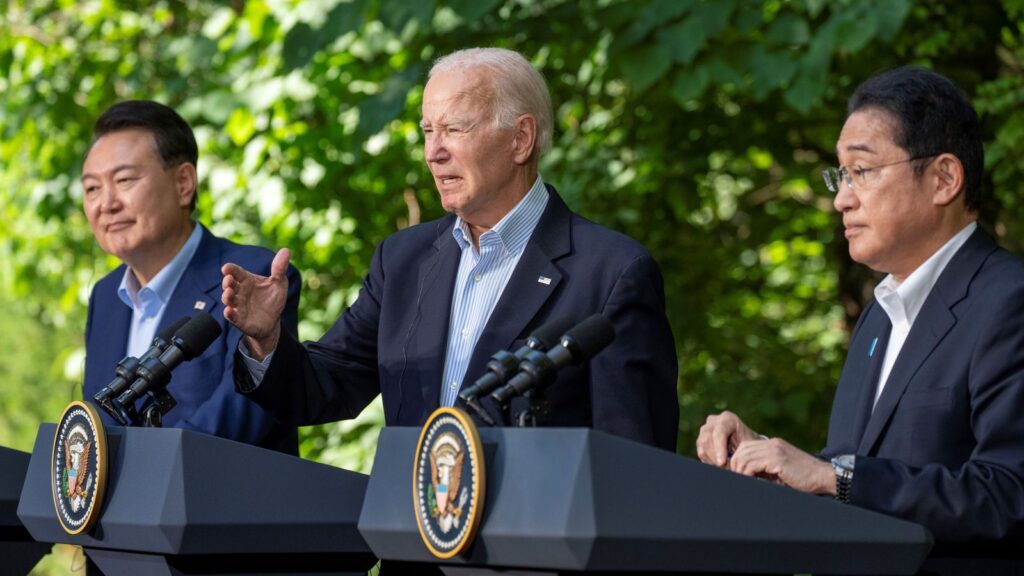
xmin=222 ymin=248 xmax=291 ymax=360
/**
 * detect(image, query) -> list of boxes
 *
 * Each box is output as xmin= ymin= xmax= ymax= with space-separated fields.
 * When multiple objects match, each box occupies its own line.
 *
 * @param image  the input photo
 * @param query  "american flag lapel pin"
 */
xmin=537 ymin=276 xmax=552 ymax=285
xmin=194 ymin=300 xmax=206 ymax=311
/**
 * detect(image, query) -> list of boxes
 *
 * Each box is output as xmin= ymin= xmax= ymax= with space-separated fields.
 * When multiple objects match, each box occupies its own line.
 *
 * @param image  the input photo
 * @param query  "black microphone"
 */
xmin=490 ymin=314 xmax=615 ymax=407
xmin=93 ymin=316 xmax=190 ymax=410
xmin=112 ymin=312 xmax=222 ymax=424
xmin=458 ymin=316 xmax=574 ymax=404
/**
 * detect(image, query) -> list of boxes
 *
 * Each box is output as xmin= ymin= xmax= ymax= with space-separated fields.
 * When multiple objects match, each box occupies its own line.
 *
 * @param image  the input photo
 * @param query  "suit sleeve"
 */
xmin=591 ymin=253 xmax=679 ymax=452
xmin=235 ymin=243 xmax=385 ymax=426
xmin=850 ymin=284 xmax=1024 ymax=541
xmin=177 ymin=264 xmax=302 ymax=443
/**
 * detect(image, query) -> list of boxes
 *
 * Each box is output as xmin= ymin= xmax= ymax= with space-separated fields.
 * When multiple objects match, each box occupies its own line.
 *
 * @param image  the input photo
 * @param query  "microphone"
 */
xmin=93 ymin=316 xmax=190 ymax=410
xmin=490 ymin=314 xmax=615 ymax=408
xmin=111 ymin=312 xmax=222 ymax=425
xmin=458 ymin=316 xmax=574 ymax=403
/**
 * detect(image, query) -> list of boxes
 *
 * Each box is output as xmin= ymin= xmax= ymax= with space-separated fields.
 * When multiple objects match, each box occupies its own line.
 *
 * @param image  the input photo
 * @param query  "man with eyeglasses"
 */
xmin=697 ymin=67 xmax=1024 ymax=548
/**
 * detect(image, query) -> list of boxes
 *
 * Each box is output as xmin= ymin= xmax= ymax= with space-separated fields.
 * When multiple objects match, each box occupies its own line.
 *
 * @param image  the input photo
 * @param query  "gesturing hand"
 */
xmin=222 ymin=248 xmax=291 ymax=360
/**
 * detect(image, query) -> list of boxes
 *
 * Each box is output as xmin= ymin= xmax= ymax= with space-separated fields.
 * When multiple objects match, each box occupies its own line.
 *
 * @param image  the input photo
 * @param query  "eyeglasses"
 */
xmin=822 ymin=154 xmax=938 ymax=193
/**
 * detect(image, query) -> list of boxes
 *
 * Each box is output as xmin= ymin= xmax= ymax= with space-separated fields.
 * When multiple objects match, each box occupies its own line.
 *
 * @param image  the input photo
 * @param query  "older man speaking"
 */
xmin=221 ymin=47 xmax=678 ymax=451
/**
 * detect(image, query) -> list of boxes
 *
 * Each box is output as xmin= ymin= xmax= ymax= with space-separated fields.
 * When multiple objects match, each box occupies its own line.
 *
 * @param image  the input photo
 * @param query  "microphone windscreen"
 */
xmin=157 ymin=316 xmax=191 ymax=343
xmin=173 ymin=312 xmax=223 ymax=358
xmin=530 ymin=316 xmax=575 ymax=350
xmin=564 ymin=314 xmax=615 ymax=360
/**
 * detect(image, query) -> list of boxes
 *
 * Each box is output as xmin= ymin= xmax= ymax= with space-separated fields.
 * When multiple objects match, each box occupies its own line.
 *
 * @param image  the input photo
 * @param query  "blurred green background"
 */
xmin=4 ymin=0 xmax=1024 ymax=573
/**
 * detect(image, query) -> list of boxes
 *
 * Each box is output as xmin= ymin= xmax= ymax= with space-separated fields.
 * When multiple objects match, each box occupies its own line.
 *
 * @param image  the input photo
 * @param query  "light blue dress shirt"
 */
xmin=117 ymin=222 xmax=203 ymax=357
xmin=439 ymin=176 xmax=549 ymax=406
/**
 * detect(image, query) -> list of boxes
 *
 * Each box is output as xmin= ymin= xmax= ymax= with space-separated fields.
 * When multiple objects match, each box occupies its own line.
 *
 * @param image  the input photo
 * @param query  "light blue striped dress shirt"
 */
xmin=116 ymin=222 xmax=202 ymax=357
xmin=439 ymin=176 xmax=549 ymax=406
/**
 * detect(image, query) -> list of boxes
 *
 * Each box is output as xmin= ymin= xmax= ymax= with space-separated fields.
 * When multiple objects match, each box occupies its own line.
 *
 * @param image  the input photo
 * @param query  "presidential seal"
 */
xmin=51 ymin=401 xmax=107 ymax=535
xmin=413 ymin=407 xmax=485 ymax=559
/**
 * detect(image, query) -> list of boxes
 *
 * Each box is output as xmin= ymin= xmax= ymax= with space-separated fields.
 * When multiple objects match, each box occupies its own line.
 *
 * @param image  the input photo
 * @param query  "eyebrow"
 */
xmin=836 ymin=144 xmax=876 ymax=156
xmin=81 ymin=164 xmax=143 ymax=180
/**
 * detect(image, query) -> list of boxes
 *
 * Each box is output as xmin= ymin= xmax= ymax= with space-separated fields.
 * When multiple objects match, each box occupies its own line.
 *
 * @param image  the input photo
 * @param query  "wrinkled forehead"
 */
xmin=421 ymin=69 xmax=495 ymax=123
xmin=837 ymin=108 xmax=902 ymax=157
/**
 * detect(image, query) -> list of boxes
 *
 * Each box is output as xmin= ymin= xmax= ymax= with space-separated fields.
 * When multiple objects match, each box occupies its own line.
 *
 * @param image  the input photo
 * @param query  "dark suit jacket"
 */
xmin=823 ymin=229 xmax=1024 ymax=542
xmin=84 ymin=225 xmax=301 ymax=454
xmin=238 ymin=186 xmax=679 ymax=451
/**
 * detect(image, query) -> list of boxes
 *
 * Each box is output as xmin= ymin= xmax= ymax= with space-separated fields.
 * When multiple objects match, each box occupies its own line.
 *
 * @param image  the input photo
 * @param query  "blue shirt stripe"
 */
xmin=439 ymin=176 xmax=549 ymax=406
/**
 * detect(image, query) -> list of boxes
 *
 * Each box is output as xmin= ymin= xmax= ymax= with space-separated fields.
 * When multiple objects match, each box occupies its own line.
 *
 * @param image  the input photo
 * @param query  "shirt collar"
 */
xmin=874 ymin=221 xmax=977 ymax=327
xmin=117 ymin=222 xmax=203 ymax=315
xmin=452 ymin=175 xmax=549 ymax=255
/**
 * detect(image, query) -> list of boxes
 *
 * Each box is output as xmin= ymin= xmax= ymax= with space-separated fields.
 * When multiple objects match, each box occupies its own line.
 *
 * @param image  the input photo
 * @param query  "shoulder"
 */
xmin=569 ymin=213 xmax=652 ymax=261
xmin=377 ymin=215 xmax=457 ymax=256
xmin=89 ymin=264 xmax=128 ymax=300
xmin=202 ymin=231 xmax=279 ymax=274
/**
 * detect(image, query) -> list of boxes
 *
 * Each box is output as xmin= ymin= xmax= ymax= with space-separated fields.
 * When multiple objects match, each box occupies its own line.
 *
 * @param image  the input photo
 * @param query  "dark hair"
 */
xmin=848 ymin=66 xmax=984 ymax=212
xmin=92 ymin=100 xmax=199 ymax=210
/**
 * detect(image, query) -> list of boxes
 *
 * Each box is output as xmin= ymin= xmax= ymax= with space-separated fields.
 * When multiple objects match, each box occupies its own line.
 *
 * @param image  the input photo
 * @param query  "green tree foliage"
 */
xmin=1 ymin=1 xmax=1020 ymax=483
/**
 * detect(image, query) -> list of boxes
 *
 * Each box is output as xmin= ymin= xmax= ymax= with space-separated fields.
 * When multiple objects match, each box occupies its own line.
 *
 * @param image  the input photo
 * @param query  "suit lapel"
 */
xmin=411 ymin=220 xmax=461 ymax=415
xmin=463 ymin=186 xmax=572 ymax=382
xmin=94 ymin=273 xmax=133 ymax=376
xmin=857 ymin=228 xmax=997 ymax=453
xmin=159 ymin=226 xmax=219 ymax=332
xmin=850 ymin=310 xmax=891 ymax=446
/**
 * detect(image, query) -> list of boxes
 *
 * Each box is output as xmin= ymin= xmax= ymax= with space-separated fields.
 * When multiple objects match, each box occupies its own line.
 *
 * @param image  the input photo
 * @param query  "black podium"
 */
xmin=1 ymin=446 xmax=50 ymax=575
xmin=358 ymin=427 xmax=933 ymax=575
xmin=18 ymin=424 xmax=376 ymax=576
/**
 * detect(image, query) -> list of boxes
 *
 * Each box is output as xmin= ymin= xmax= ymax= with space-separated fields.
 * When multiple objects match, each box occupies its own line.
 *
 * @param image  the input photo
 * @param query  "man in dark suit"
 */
xmin=222 ymin=48 xmax=678 ymax=451
xmin=696 ymin=67 xmax=1024 ymax=544
xmin=81 ymin=100 xmax=300 ymax=454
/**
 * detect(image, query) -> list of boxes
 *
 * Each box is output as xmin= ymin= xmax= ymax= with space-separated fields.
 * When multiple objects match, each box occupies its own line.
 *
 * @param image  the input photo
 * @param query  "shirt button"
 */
xmin=450 ymin=382 xmax=458 ymax=391
xmin=461 ymin=328 xmax=469 ymax=337
xmin=474 ymin=274 xmax=481 ymax=282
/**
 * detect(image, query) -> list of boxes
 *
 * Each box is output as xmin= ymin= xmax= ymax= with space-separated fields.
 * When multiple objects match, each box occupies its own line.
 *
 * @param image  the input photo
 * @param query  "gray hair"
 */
xmin=429 ymin=47 xmax=554 ymax=159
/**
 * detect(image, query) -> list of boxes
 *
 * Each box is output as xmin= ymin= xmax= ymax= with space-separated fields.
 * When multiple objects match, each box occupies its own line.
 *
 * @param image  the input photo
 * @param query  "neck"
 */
xmin=465 ymin=169 xmax=537 ymax=249
xmin=890 ymin=214 xmax=975 ymax=283
xmin=126 ymin=219 xmax=196 ymax=286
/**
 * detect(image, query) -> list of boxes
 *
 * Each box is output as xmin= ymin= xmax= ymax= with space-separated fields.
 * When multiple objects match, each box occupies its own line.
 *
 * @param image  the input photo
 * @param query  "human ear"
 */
xmin=512 ymin=115 xmax=537 ymax=165
xmin=175 ymin=163 xmax=198 ymax=208
xmin=931 ymin=154 xmax=964 ymax=207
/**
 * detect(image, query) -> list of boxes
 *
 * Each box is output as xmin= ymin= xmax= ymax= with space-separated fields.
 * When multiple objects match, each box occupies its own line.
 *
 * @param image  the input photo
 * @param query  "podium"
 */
xmin=18 ymin=425 xmax=376 ymax=576
xmin=358 ymin=427 xmax=933 ymax=575
xmin=0 ymin=446 xmax=50 ymax=575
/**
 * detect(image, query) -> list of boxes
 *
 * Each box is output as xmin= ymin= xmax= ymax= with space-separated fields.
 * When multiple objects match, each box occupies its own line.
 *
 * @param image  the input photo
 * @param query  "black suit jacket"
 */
xmin=238 ymin=186 xmax=679 ymax=450
xmin=823 ymin=229 xmax=1024 ymax=542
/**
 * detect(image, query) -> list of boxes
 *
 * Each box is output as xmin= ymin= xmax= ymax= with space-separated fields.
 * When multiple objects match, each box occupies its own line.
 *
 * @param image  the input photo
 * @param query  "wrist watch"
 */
xmin=831 ymin=454 xmax=855 ymax=504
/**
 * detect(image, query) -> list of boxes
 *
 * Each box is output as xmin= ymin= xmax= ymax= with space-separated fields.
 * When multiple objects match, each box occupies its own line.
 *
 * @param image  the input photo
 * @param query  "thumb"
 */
xmin=270 ymin=248 xmax=291 ymax=281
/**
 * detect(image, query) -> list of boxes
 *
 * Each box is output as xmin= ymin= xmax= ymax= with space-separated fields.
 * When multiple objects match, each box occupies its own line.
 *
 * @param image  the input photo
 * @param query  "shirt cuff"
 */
xmin=238 ymin=339 xmax=275 ymax=392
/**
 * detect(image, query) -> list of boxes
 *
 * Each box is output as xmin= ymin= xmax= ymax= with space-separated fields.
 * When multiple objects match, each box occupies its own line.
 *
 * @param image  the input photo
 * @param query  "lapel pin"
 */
xmin=868 ymin=336 xmax=878 ymax=357
xmin=537 ymin=275 xmax=552 ymax=285
xmin=194 ymin=300 xmax=207 ymax=311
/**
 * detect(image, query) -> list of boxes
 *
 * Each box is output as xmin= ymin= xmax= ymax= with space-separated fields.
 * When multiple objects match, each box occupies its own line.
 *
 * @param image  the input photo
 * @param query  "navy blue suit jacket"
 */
xmin=84 ymin=225 xmax=301 ymax=454
xmin=238 ymin=187 xmax=679 ymax=451
xmin=823 ymin=229 xmax=1024 ymax=542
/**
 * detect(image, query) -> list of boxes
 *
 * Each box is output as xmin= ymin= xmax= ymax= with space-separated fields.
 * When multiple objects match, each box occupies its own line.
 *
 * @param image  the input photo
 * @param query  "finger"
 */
xmin=270 ymin=248 xmax=291 ymax=280
xmin=710 ymin=425 xmax=733 ymax=467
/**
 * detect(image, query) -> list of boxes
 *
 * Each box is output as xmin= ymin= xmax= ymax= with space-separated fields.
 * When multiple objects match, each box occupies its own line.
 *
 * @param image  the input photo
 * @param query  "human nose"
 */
xmin=424 ymin=132 xmax=449 ymax=164
xmin=833 ymin=176 xmax=858 ymax=213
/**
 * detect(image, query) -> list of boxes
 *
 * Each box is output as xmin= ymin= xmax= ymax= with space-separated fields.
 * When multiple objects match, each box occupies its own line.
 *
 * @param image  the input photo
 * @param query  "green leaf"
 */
xmin=446 ymin=0 xmax=503 ymax=24
xmin=378 ymin=0 xmax=434 ymax=31
xmin=620 ymin=44 xmax=673 ymax=93
xmin=226 ymin=107 xmax=256 ymax=147
xmin=765 ymin=12 xmax=810 ymax=46
xmin=357 ymin=66 xmax=421 ymax=137
xmin=747 ymin=47 xmax=798 ymax=100
xmin=873 ymin=0 xmax=913 ymax=41
xmin=616 ymin=0 xmax=694 ymax=50
xmin=671 ymin=65 xmax=711 ymax=104
xmin=281 ymin=0 xmax=366 ymax=72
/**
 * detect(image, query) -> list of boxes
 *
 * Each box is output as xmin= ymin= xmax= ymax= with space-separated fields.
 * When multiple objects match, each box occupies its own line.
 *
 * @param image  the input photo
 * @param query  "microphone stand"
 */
xmin=515 ymin=388 xmax=549 ymax=428
xmin=141 ymin=388 xmax=177 ymax=428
